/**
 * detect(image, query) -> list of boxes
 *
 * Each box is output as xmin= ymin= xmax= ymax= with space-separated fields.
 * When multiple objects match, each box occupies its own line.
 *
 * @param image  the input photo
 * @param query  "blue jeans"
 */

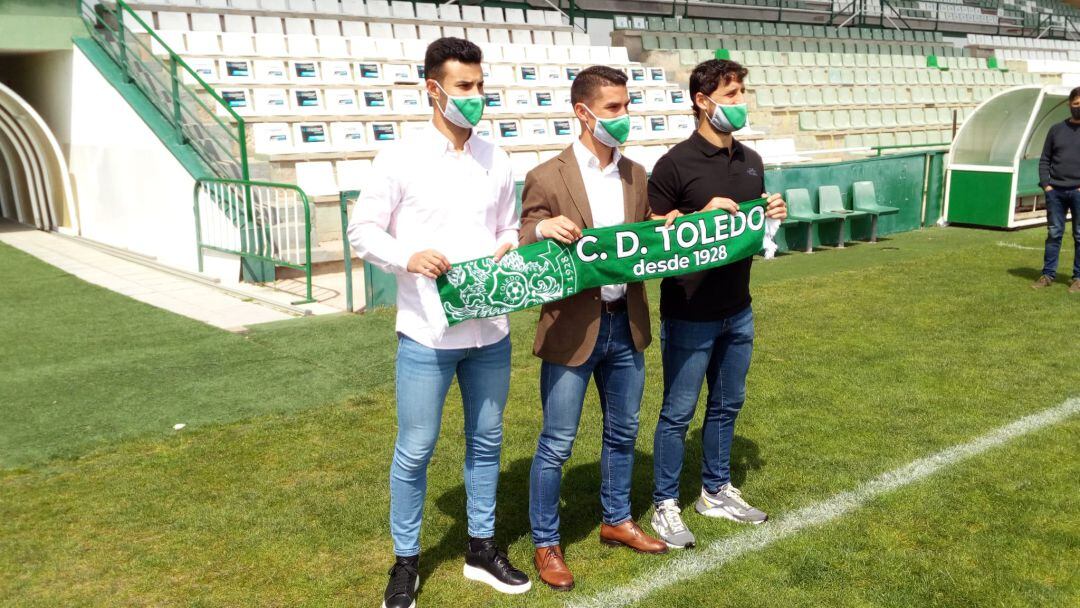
xmin=529 ymin=311 xmax=645 ymax=548
xmin=653 ymin=306 xmax=755 ymax=503
xmin=1043 ymin=187 xmax=1080 ymax=280
xmin=390 ymin=334 xmax=511 ymax=557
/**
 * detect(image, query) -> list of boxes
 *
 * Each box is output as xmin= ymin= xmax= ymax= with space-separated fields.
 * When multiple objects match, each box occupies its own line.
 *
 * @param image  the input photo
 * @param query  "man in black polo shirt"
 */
xmin=1032 ymin=86 xmax=1080 ymax=293
xmin=646 ymin=59 xmax=787 ymax=549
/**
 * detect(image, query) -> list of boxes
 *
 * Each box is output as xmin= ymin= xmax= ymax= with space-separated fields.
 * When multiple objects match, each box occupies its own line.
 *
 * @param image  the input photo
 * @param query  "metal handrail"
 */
xmin=79 ymin=0 xmax=250 ymax=181
xmin=194 ymin=177 xmax=315 ymax=304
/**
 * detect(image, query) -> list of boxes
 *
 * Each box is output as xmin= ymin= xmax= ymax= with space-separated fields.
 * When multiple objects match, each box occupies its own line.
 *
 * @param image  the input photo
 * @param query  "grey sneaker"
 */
xmin=1031 ymin=275 xmax=1054 ymax=289
xmin=651 ymin=499 xmax=696 ymax=549
xmin=695 ymin=484 xmax=768 ymax=525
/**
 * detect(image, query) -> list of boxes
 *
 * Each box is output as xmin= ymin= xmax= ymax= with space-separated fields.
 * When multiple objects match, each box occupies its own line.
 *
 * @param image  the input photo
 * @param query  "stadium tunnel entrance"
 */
xmin=0 ymin=80 xmax=77 ymax=233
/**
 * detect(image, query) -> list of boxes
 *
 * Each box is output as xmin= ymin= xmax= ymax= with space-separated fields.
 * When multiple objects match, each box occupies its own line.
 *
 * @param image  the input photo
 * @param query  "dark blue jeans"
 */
xmin=653 ymin=306 xmax=755 ymax=504
xmin=529 ymin=311 xmax=645 ymax=548
xmin=1043 ymin=187 xmax=1080 ymax=281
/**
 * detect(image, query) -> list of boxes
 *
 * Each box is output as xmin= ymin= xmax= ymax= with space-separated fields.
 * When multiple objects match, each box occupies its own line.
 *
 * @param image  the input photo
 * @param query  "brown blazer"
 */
xmin=519 ymin=145 xmax=652 ymax=366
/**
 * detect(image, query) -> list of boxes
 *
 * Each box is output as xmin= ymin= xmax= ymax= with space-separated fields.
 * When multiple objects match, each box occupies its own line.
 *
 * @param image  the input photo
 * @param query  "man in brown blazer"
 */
xmin=519 ymin=66 xmax=673 ymax=592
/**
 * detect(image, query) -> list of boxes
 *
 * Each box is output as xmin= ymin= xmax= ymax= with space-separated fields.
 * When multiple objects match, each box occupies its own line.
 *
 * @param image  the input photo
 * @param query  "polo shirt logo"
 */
xmin=747 ymin=168 xmax=759 ymax=176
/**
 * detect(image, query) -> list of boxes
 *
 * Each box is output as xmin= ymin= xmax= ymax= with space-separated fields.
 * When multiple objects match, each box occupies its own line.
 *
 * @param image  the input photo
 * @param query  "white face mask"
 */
xmin=581 ymin=105 xmax=631 ymax=148
xmin=704 ymin=96 xmax=749 ymax=133
xmin=432 ymin=81 xmax=484 ymax=129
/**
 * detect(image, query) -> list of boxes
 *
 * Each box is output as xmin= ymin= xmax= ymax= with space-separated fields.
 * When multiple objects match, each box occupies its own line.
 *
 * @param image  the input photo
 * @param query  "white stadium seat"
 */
xmin=295 ymin=161 xmax=339 ymax=196
xmin=336 ymin=159 xmax=374 ymax=191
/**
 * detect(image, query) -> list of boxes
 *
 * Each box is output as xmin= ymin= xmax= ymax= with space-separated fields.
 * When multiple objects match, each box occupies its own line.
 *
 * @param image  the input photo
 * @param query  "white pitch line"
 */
xmin=996 ymin=241 xmax=1043 ymax=251
xmin=568 ymin=397 xmax=1080 ymax=608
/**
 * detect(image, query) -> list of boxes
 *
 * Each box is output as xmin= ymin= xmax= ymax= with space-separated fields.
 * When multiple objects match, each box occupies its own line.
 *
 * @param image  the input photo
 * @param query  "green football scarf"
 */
xmin=437 ymin=198 xmax=768 ymax=326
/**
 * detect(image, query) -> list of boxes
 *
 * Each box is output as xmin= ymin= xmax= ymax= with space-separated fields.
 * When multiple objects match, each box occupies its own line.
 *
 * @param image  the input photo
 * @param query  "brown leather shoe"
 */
xmin=1031 ymin=275 xmax=1054 ymax=289
xmin=534 ymin=545 xmax=574 ymax=591
xmin=1070 ymin=279 xmax=1080 ymax=293
xmin=599 ymin=520 xmax=669 ymax=554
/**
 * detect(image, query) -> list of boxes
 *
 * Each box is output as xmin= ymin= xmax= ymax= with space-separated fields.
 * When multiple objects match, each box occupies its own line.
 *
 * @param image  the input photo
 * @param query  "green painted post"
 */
xmin=114 ymin=4 xmax=130 ymax=83
xmin=169 ymin=55 xmax=183 ymax=142
xmin=339 ymin=191 xmax=356 ymax=313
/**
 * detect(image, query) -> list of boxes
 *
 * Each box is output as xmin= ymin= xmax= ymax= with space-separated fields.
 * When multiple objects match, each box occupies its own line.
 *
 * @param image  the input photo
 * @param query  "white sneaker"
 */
xmin=651 ymin=499 xmax=697 ymax=549
xmin=694 ymin=484 xmax=768 ymax=524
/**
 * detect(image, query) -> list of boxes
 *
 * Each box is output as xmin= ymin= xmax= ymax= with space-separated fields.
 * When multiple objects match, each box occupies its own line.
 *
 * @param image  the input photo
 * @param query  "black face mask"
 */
xmin=1071 ymin=106 xmax=1080 ymax=120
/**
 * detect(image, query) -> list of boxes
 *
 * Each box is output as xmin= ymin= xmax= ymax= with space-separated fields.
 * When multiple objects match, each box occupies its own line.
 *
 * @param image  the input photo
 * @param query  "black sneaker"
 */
xmin=462 ymin=537 xmax=532 ymax=594
xmin=383 ymin=555 xmax=419 ymax=608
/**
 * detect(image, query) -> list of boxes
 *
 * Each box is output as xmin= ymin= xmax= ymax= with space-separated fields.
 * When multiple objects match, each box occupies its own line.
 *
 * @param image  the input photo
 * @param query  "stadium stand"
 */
xmin=4 ymin=0 xmax=1078 ymax=309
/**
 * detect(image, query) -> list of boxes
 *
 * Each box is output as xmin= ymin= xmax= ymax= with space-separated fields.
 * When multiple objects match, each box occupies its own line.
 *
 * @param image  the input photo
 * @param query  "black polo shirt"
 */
xmin=647 ymin=131 xmax=765 ymax=322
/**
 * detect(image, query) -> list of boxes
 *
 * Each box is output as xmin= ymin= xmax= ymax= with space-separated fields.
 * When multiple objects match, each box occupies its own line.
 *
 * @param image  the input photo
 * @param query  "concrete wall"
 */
xmin=67 ymin=44 xmax=240 ymax=281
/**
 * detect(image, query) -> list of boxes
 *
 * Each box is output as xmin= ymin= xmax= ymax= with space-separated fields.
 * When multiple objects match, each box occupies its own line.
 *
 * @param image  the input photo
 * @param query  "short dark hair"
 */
xmin=1070 ymin=86 xmax=1080 ymax=102
xmin=424 ymin=37 xmax=483 ymax=82
xmin=689 ymin=59 xmax=748 ymax=118
xmin=570 ymin=65 xmax=629 ymax=107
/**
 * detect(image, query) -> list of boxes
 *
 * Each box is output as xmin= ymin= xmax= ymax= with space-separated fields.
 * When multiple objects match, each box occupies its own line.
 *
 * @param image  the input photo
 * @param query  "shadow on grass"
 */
xmin=423 ymin=432 xmax=764 ymax=576
xmin=1007 ymin=266 xmax=1046 ymax=283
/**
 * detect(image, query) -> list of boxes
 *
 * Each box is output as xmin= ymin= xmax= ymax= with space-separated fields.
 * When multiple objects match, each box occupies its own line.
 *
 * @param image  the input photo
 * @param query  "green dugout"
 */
xmin=946 ymin=85 xmax=1073 ymax=229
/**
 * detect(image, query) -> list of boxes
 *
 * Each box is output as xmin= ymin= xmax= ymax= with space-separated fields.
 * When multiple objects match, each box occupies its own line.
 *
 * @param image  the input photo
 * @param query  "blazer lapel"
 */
xmin=617 ymin=155 xmax=640 ymax=223
xmin=557 ymin=146 xmax=594 ymax=228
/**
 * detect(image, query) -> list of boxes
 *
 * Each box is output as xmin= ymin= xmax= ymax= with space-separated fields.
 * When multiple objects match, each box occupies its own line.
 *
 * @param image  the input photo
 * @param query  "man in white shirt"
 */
xmin=346 ymin=38 xmax=531 ymax=608
xmin=518 ymin=66 xmax=670 ymax=592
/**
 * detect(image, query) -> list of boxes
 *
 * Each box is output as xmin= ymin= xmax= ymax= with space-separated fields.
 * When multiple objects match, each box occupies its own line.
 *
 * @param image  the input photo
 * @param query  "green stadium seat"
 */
xmin=708 ymin=20 xmax=724 ymax=34
xmin=764 ymin=67 xmax=781 ymax=85
xmin=897 ymin=108 xmax=911 ymax=126
xmin=851 ymin=109 xmax=867 ymax=129
xmin=823 ymin=87 xmax=839 ymax=105
xmin=763 ymin=22 xmax=777 ymax=37
xmin=817 ymin=110 xmax=835 ymax=130
xmin=642 ymin=35 xmax=661 ymax=51
xmin=938 ymin=107 xmax=953 ymax=124
xmin=932 ymin=88 xmax=947 ymax=103
xmin=813 ymin=25 xmax=826 ymax=38
xmin=694 ymin=19 xmax=710 ymax=34
xmin=780 ymin=67 xmax=797 ymax=84
xmin=867 ymin=87 xmax=882 ymax=104
xmin=867 ymin=109 xmax=883 ymax=128
xmin=846 ymin=134 xmax=864 ymax=148
xmin=691 ymin=36 xmax=709 ymax=50
xmin=946 ymin=88 xmax=959 ymax=103
xmin=798 ymin=111 xmax=817 ymax=130
xmin=818 ymin=185 xmax=867 ymax=248
xmin=773 ymin=88 xmax=790 ymax=106
xmin=912 ymin=130 xmax=928 ymax=146
xmin=679 ymin=19 xmax=694 ymax=33
xmin=791 ymin=88 xmax=807 ymax=106
xmin=838 ymin=87 xmax=853 ymax=105
xmin=853 ymin=87 xmax=868 ymax=105
xmin=648 ymin=17 xmax=664 ymax=30
xmin=896 ymin=87 xmax=911 ymax=103
xmin=789 ymin=24 xmax=803 ymax=37
xmin=797 ymin=69 xmax=813 ymax=86
xmin=879 ymin=54 xmax=893 ymax=68
xmin=881 ymin=87 xmax=896 ymax=104
xmin=736 ymin=21 xmax=750 ymax=35
xmin=911 ymin=108 xmax=926 ymax=125
xmin=852 ymin=180 xmax=900 ymax=241
xmin=897 ymin=131 xmax=912 ymax=146
xmin=659 ymin=35 xmax=677 ymax=48
xmin=833 ymin=109 xmax=851 ymax=129
xmin=750 ymin=39 xmax=766 ymax=51
xmin=783 ymin=188 xmax=843 ymax=253
xmin=663 ymin=17 xmax=679 ymax=32
xmin=722 ymin=21 xmax=736 ymax=35
xmin=777 ymin=39 xmax=793 ymax=52
xmin=777 ymin=23 xmax=790 ymax=36
xmin=675 ymin=37 xmax=692 ymax=50
xmin=807 ymin=88 xmax=823 ymax=105
xmin=750 ymin=22 xmax=765 ymax=36
xmin=864 ymin=132 xmax=880 ymax=148
xmin=756 ymin=88 xmax=774 ymax=107
xmin=880 ymin=131 xmax=896 ymax=147
xmin=812 ymin=69 xmax=829 ymax=85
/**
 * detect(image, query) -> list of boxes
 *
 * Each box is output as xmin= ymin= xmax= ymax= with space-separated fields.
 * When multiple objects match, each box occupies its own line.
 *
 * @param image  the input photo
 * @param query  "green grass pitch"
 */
xmin=1 ymin=225 xmax=1076 ymax=607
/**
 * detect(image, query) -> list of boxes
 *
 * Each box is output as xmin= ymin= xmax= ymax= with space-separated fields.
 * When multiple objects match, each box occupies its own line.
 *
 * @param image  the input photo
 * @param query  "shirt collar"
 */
xmin=425 ymin=121 xmax=483 ymax=156
xmin=572 ymin=138 xmax=622 ymax=175
xmin=690 ymin=130 xmax=743 ymax=159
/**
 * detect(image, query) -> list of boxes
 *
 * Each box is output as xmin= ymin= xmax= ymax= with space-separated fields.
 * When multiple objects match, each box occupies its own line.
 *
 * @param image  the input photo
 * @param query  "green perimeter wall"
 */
xmin=357 ymin=150 xmax=948 ymax=309
xmin=0 ymin=1 xmax=82 ymax=52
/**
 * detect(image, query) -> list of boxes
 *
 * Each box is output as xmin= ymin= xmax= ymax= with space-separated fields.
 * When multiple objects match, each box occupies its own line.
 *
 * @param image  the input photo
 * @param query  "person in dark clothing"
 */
xmin=645 ymin=59 xmax=788 ymax=549
xmin=1034 ymin=86 xmax=1080 ymax=293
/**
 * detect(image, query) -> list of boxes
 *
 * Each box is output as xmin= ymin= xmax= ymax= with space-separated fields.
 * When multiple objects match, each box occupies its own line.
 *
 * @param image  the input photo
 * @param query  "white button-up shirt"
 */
xmin=570 ymin=139 xmax=627 ymax=302
xmin=347 ymin=123 xmax=519 ymax=349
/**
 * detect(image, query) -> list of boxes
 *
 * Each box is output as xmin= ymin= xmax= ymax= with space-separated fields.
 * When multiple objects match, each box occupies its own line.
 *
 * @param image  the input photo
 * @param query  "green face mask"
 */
xmin=434 ymin=82 xmax=484 ymax=128
xmin=706 ymin=98 xmax=748 ymax=133
xmin=583 ymin=106 xmax=631 ymax=147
